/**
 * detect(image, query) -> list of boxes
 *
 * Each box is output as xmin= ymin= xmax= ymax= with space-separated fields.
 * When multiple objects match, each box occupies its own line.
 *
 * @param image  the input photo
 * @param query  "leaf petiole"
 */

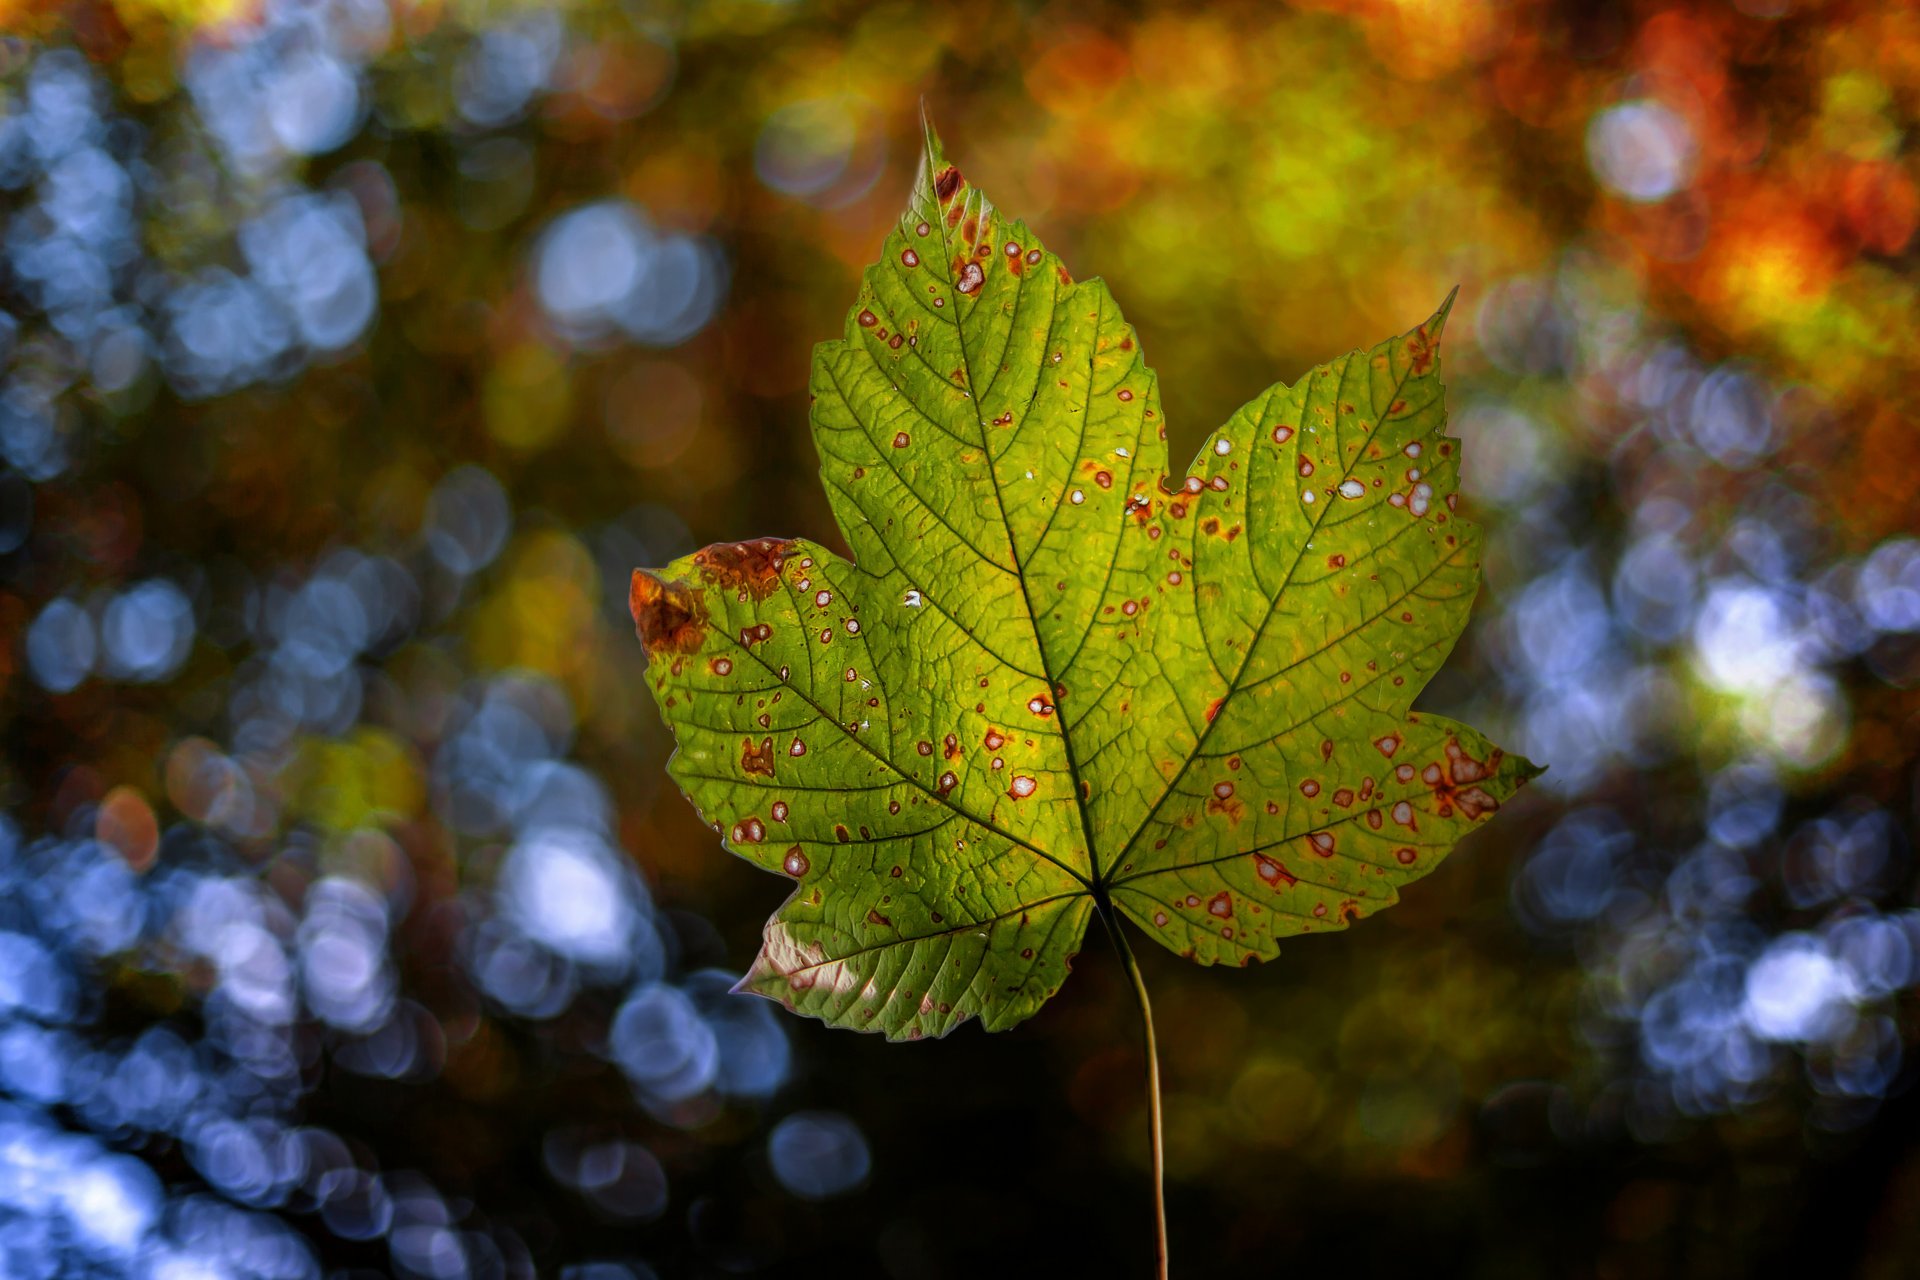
xmin=1102 ymin=907 xmax=1168 ymax=1280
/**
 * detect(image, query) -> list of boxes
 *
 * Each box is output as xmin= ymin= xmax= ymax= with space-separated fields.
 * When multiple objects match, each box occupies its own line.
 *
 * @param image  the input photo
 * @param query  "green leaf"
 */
xmin=629 ymin=117 xmax=1539 ymax=1041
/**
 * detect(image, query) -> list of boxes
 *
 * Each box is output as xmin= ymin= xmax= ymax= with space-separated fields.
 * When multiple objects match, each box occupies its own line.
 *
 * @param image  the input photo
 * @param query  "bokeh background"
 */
xmin=1 ymin=0 xmax=1917 ymax=1275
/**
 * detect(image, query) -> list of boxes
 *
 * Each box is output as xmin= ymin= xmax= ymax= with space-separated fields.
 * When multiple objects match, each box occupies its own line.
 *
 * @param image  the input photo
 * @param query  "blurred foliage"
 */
xmin=0 ymin=0 xmax=1916 ymax=1276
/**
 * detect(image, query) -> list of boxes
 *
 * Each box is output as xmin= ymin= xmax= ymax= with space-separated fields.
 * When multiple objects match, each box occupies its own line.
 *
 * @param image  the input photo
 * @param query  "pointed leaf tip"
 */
xmin=911 ymin=106 xmax=968 ymax=214
xmin=1391 ymin=291 xmax=1457 ymax=382
xmin=914 ymin=106 xmax=942 ymax=186
xmin=1423 ymin=287 xmax=1459 ymax=347
xmin=918 ymin=98 xmax=940 ymax=153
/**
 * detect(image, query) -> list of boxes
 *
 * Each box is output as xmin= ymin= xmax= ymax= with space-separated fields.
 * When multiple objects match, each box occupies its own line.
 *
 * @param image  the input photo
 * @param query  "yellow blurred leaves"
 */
xmin=94 ymin=0 xmax=250 ymax=30
xmin=605 ymin=359 xmax=703 ymax=471
xmin=483 ymin=343 xmax=574 ymax=452
xmin=1816 ymin=70 xmax=1904 ymax=162
xmin=1129 ymin=14 xmax=1240 ymax=109
xmin=287 ymin=727 xmax=425 ymax=831
xmin=469 ymin=528 xmax=611 ymax=714
xmin=1295 ymin=0 xmax=1514 ymax=82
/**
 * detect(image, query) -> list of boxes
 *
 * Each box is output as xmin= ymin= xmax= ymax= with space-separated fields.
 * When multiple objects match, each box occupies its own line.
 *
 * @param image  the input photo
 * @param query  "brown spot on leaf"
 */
xmin=1407 ymin=324 xmax=1437 ymax=376
xmin=1452 ymin=787 xmax=1500 ymax=819
xmin=1254 ymin=854 xmax=1298 ymax=889
xmin=741 ymin=736 xmax=776 ymax=778
xmin=629 ymin=571 xmax=707 ymax=656
xmin=692 ymin=537 xmax=795 ymax=601
xmin=934 ymin=165 xmax=963 ymax=201
xmin=1424 ymin=738 xmax=1504 ymax=819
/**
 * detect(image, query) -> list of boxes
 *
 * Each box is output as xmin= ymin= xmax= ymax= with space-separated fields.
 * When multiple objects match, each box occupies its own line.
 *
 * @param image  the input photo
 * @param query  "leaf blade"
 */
xmin=632 ymin=123 xmax=1537 ymax=1032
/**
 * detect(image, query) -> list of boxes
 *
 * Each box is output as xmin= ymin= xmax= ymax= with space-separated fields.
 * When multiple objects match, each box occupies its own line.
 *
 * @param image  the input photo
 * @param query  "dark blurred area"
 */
xmin=0 ymin=0 xmax=1917 ymax=1275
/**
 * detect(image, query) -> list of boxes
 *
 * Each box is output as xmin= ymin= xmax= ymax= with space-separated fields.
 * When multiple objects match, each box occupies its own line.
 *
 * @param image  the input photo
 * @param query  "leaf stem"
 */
xmin=1103 ymin=911 xmax=1168 ymax=1279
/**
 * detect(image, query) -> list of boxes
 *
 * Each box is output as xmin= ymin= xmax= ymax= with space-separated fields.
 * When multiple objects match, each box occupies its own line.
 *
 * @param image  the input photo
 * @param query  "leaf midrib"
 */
xmin=926 ymin=179 xmax=1112 ymax=895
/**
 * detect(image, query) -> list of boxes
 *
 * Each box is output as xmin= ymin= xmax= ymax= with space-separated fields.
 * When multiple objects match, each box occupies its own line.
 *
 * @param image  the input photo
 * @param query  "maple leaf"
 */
xmin=629 ymin=118 xmax=1539 ymax=1044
